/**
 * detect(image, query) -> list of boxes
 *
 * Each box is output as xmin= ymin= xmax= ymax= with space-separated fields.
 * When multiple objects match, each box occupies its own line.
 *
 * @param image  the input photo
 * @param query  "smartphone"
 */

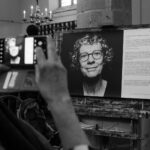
xmin=0 ymin=36 xmax=47 ymax=67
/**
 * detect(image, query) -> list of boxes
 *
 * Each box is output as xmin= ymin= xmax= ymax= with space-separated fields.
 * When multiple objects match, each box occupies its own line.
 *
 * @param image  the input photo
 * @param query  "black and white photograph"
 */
xmin=61 ymin=30 xmax=123 ymax=98
xmin=5 ymin=37 xmax=24 ymax=65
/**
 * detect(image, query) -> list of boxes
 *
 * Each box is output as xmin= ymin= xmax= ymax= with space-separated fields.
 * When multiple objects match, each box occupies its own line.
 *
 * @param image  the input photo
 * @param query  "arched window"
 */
xmin=60 ymin=0 xmax=77 ymax=7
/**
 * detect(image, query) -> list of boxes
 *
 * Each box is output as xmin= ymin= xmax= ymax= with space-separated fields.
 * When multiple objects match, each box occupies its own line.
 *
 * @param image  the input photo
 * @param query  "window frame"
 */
xmin=52 ymin=0 xmax=77 ymax=23
xmin=59 ymin=0 xmax=77 ymax=7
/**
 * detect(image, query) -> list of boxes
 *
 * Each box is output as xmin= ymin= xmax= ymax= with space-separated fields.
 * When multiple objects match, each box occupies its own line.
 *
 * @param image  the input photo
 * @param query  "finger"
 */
xmin=57 ymin=55 xmax=62 ymax=64
xmin=47 ymin=36 xmax=58 ymax=62
xmin=57 ymin=57 xmax=66 ymax=70
xmin=36 ymin=47 xmax=46 ymax=66
xmin=35 ymin=65 xmax=39 ymax=83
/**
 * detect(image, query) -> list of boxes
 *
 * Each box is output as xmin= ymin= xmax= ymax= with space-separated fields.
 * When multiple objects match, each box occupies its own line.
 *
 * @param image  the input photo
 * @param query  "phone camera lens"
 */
xmin=38 ymin=41 xmax=43 ymax=46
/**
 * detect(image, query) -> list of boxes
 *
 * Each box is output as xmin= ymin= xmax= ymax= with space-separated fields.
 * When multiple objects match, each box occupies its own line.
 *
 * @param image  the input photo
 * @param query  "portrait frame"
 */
xmin=60 ymin=28 xmax=124 ymax=99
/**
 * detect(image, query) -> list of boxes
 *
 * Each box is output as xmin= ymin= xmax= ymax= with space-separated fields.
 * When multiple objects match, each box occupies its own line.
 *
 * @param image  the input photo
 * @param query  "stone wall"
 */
xmin=77 ymin=0 xmax=132 ymax=28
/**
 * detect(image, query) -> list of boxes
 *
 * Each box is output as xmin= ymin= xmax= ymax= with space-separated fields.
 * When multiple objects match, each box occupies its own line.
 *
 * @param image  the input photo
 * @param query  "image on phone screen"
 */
xmin=5 ymin=37 xmax=24 ymax=65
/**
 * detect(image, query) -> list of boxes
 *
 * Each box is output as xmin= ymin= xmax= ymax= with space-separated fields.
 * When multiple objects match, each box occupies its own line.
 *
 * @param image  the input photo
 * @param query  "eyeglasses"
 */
xmin=79 ymin=50 xmax=103 ymax=62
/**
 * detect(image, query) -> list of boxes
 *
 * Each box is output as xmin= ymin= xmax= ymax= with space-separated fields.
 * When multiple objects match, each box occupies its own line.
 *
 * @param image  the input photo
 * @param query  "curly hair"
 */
xmin=70 ymin=34 xmax=113 ymax=70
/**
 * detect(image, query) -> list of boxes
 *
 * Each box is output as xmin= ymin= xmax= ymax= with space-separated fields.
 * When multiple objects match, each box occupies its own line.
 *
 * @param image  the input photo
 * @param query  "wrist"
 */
xmin=47 ymin=94 xmax=72 ymax=112
xmin=47 ymin=97 xmax=89 ymax=150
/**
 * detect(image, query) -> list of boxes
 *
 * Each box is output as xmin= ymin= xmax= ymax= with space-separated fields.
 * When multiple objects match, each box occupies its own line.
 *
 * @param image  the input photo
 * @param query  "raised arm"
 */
xmin=35 ymin=37 xmax=89 ymax=150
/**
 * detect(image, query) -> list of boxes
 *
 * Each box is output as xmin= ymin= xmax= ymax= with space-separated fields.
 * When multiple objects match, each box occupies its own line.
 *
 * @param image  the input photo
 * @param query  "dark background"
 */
xmin=60 ymin=29 xmax=123 ymax=98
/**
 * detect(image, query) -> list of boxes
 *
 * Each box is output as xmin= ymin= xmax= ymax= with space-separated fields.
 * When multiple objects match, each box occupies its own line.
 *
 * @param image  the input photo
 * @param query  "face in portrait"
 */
xmin=9 ymin=46 xmax=19 ymax=57
xmin=6 ymin=38 xmax=22 ymax=64
xmin=79 ymin=43 xmax=104 ymax=78
xmin=70 ymin=34 xmax=113 ymax=97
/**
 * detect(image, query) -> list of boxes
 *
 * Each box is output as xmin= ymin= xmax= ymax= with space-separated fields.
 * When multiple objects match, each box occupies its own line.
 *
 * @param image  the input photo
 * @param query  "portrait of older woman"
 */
xmin=61 ymin=30 xmax=123 ymax=98
xmin=70 ymin=34 xmax=113 ymax=97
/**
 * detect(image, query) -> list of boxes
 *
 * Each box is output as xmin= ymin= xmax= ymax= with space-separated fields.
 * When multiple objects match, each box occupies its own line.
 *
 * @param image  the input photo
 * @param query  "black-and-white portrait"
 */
xmin=5 ymin=37 xmax=24 ymax=65
xmin=61 ymin=30 xmax=123 ymax=98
